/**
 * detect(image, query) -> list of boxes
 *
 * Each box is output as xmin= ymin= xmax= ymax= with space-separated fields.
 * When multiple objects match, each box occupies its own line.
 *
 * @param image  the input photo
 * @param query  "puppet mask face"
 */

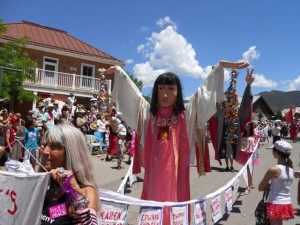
xmin=157 ymin=84 xmax=178 ymax=108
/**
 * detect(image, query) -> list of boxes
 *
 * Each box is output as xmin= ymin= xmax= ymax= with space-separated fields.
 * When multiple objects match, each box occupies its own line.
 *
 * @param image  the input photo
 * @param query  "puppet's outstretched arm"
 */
xmin=219 ymin=60 xmax=249 ymax=69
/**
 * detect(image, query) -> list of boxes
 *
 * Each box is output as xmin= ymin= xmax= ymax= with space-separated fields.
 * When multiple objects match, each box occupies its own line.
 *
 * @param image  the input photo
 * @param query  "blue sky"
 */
xmin=1 ymin=0 xmax=300 ymax=99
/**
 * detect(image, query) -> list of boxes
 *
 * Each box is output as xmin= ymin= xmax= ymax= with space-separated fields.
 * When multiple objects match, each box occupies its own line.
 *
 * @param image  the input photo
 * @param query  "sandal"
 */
xmin=243 ymin=188 xmax=250 ymax=195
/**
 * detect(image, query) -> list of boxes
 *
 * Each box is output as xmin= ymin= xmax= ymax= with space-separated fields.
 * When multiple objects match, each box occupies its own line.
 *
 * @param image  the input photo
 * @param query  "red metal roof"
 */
xmin=2 ymin=21 xmax=124 ymax=65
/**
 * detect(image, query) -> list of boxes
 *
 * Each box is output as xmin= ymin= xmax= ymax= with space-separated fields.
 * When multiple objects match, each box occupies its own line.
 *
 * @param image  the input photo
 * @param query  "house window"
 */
xmin=43 ymin=57 xmax=58 ymax=86
xmin=81 ymin=64 xmax=95 ymax=88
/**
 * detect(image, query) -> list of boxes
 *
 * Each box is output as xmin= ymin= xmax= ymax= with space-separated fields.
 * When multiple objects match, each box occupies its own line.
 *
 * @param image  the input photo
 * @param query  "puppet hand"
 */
xmin=245 ymin=68 xmax=255 ymax=85
xmin=104 ymin=66 xmax=117 ymax=74
xmin=219 ymin=60 xmax=249 ymax=69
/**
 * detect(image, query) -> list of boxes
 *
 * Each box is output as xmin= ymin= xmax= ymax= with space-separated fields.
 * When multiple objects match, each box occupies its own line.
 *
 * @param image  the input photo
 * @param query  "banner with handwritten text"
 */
xmin=0 ymin=171 xmax=49 ymax=225
xmin=194 ymin=199 xmax=206 ymax=225
xmin=210 ymin=194 xmax=222 ymax=223
xmin=171 ymin=205 xmax=188 ymax=225
xmin=138 ymin=206 xmax=162 ymax=225
xmin=224 ymin=187 xmax=233 ymax=213
xmin=98 ymin=200 xmax=129 ymax=225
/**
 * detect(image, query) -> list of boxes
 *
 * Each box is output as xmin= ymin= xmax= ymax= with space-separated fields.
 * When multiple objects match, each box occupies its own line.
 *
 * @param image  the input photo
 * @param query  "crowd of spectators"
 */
xmin=0 ymin=93 xmax=135 ymax=171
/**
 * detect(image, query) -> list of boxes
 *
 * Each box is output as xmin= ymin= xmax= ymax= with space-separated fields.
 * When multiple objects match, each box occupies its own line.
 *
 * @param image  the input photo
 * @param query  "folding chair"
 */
xmin=93 ymin=132 xmax=104 ymax=154
xmin=86 ymin=134 xmax=102 ymax=155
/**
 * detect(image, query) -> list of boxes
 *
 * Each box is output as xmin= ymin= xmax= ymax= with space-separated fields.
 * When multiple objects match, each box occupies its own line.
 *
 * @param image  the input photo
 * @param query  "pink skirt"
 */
xmin=236 ymin=150 xmax=251 ymax=165
xmin=266 ymin=203 xmax=296 ymax=220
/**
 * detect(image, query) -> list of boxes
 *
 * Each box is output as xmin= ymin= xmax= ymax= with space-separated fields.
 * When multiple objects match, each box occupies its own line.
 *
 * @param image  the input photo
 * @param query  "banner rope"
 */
xmin=100 ymin=142 xmax=259 ymax=207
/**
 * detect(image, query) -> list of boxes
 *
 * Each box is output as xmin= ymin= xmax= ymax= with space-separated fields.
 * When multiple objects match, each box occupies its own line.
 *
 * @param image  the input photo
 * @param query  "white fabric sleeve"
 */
xmin=110 ymin=66 xmax=150 ymax=147
xmin=185 ymin=64 xmax=225 ymax=164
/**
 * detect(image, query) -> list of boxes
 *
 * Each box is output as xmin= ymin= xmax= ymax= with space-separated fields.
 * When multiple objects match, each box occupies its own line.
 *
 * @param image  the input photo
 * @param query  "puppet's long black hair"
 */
xmin=150 ymin=72 xmax=185 ymax=116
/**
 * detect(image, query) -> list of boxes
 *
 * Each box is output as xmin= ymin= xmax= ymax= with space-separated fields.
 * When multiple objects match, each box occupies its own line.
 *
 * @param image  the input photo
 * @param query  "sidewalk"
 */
xmin=93 ymin=140 xmax=300 ymax=225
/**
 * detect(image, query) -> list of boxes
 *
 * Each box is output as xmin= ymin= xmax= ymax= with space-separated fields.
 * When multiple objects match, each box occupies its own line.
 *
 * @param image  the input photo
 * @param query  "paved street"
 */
xmin=93 ymin=139 xmax=300 ymax=225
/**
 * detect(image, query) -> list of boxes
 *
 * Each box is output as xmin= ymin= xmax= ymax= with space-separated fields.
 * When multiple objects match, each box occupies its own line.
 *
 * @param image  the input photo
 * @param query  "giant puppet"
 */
xmin=209 ymin=68 xmax=254 ymax=171
xmin=104 ymin=60 xmax=249 ymax=225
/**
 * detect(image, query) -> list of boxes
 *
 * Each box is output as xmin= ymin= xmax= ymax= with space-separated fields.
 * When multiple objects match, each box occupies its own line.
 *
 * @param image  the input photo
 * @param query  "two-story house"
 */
xmin=0 ymin=21 xmax=125 ymax=116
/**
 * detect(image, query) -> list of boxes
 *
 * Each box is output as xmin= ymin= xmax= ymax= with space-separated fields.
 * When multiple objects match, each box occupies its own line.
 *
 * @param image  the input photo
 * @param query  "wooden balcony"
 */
xmin=23 ymin=68 xmax=111 ymax=97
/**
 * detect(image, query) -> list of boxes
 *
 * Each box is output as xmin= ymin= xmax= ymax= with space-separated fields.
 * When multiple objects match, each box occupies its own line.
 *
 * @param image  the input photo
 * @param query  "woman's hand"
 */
xmin=219 ymin=60 xmax=249 ymax=69
xmin=49 ymin=167 xmax=82 ymax=195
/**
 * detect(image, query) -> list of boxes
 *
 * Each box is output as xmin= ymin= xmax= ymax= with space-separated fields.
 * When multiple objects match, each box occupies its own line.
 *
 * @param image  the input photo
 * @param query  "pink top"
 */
xmin=141 ymin=106 xmax=190 ymax=203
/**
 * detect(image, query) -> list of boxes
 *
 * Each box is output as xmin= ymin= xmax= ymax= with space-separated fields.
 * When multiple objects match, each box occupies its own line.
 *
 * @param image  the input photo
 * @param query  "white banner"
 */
xmin=194 ymin=199 xmax=206 ymax=225
xmin=242 ymin=168 xmax=248 ymax=188
xmin=98 ymin=200 xmax=129 ymax=225
xmin=138 ymin=206 xmax=163 ymax=225
xmin=232 ymin=178 xmax=240 ymax=201
xmin=0 ymin=171 xmax=49 ymax=225
xmin=224 ymin=187 xmax=233 ymax=213
xmin=171 ymin=205 xmax=188 ymax=225
xmin=210 ymin=194 xmax=222 ymax=223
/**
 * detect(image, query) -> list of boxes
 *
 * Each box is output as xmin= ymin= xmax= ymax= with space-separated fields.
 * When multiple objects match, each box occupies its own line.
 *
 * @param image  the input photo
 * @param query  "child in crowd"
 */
xmin=258 ymin=140 xmax=297 ymax=225
xmin=25 ymin=117 xmax=40 ymax=170
xmin=116 ymin=134 xmax=126 ymax=169
xmin=236 ymin=121 xmax=260 ymax=194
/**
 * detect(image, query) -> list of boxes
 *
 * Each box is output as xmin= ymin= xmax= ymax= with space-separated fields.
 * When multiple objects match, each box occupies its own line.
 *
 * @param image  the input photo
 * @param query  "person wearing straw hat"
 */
xmin=59 ymin=104 xmax=72 ymax=125
xmin=33 ymin=101 xmax=45 ymax=128
xmin=52 ymin=100 xmax=60 ymax=125
xmin=42 ymin=103 xmax=55 ymax=130
xmin=74 ymin=105 xmax=88 ymax=134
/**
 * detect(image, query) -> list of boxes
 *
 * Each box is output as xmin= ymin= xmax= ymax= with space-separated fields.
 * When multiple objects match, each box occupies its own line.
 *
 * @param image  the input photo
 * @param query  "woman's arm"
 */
xmin=258 ymin=166 xmax=279 ymax=191
xmin=5 ymin=128 xmax=12 ymax=152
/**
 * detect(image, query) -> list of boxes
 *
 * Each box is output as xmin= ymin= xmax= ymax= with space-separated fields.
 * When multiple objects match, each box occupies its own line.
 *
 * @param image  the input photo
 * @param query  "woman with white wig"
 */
xmin=39 ymin=124 xmax=99 ymax=225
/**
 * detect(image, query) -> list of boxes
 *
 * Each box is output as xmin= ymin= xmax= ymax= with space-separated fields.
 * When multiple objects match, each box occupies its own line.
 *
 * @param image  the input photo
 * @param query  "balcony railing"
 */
xmin=24 ymin=68 xmax=111 ymax=94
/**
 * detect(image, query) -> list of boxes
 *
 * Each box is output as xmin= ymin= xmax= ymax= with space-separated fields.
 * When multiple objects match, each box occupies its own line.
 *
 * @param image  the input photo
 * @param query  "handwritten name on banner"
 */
xmin=224 ymin=187 xmax=233 ymax=213
xmin=99 ymin=200 xmax=129 ymax=225
xmin=171 ymin=205 xmax=188 ymax=225
xmin=138 ymin=206 xmax=162 ymax=225
xmin=210 ymin=194 xmax=222 ymax=223
xmin=194 ymin=199 xmax=206 ymax=225
xmin=0 ymin=171 xmax=49 ymax=225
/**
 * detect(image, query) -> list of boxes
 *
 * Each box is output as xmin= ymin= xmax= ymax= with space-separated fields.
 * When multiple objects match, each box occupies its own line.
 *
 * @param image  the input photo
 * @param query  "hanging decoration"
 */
xmin=224 ymin=69 xmax=239 ymax=144
xmin=97 ymin=68 xmax=110 ymax=115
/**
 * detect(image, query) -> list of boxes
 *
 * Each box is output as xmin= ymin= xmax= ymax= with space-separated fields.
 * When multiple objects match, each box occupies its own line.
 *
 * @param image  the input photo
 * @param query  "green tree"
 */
xmin=126 ymin=71 xmax=151 ymax=103
xmin=127 ymin=71 xmax=143 ymax=92
xmin=0 ymin=20 xmax=37 ymax=102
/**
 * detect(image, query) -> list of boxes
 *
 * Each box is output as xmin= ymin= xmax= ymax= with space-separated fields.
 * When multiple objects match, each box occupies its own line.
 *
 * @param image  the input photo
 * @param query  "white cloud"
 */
xmin=156 ymin=16 xmax=177 ymax=31
xmin=134 ymin=19 xmax=211 ymax=88
xmin=287 ymin=76 xmax=300 ymax=91
xmin=252 ymin=73 xmax=277 ymax=88
xmin=125 ymin=59 xmax=134 ymax=65
xmin=241 ymin=46 xmax=261 ymax=63
xmin=133 ymin=62 xmax=165 ymax=87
